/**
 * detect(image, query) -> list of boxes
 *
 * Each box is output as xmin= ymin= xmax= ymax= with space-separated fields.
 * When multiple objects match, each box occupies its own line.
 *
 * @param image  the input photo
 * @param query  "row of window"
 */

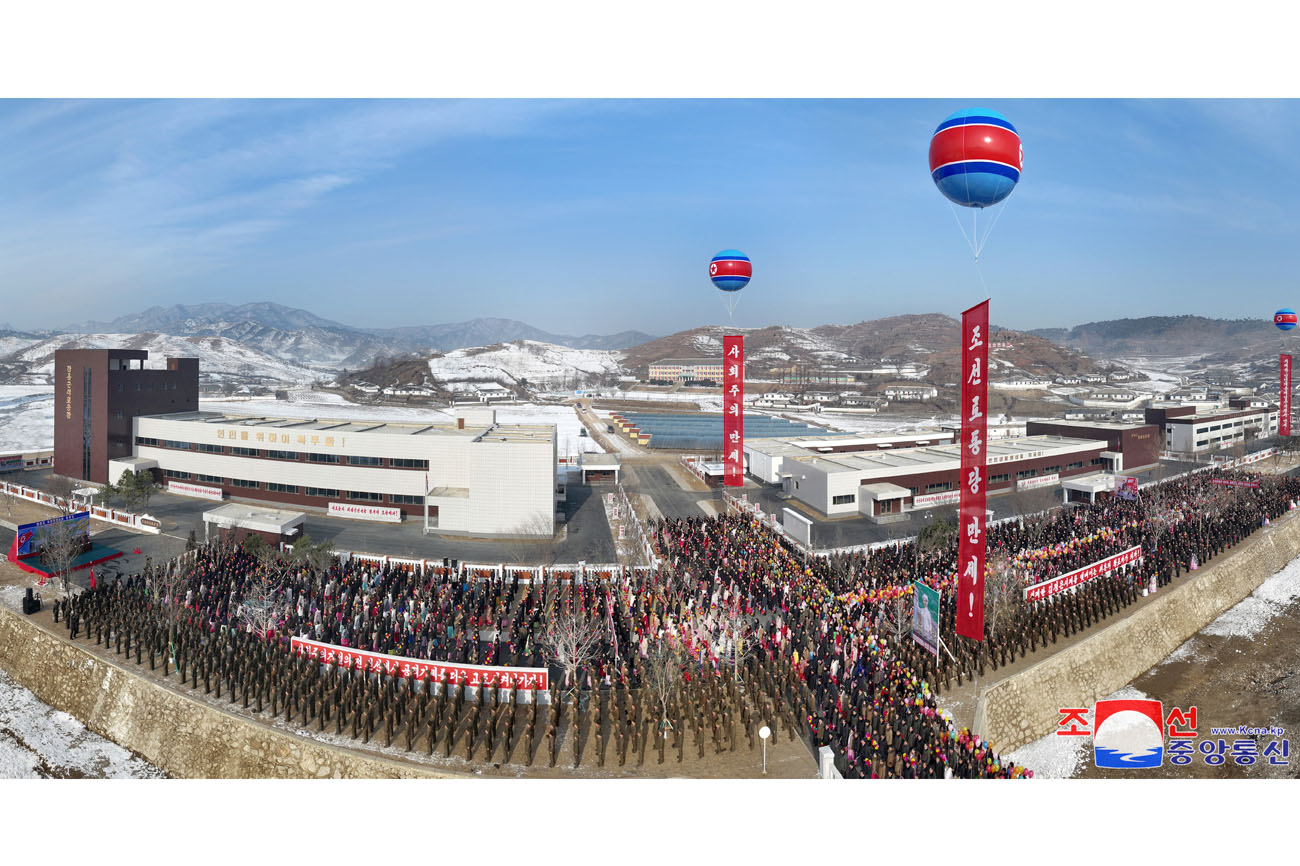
xmin=138 ymin=438 xmax=428 ymax=469
xmin=900 ymin=459 xmax=1100 ymax=500
xmin=160 ymin=470 xmax=419 ymax=503
xmin=114 ymin=381 xmax=181 ymax=392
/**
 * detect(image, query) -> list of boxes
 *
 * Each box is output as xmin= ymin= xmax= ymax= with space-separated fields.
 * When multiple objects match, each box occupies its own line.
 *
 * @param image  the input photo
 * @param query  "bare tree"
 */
xmin=1 ymin=478 xmax=17 ymax=519
xmin=146 ymin=559 xmax=191 ymax=667
xmin=716 ymin=600 xmax=757 ymax=683
xmin=45 ymin=474 xmax=75 ymax=510
xmin=503 ymin=515 xmax=558 ymax=565
xmin=877 ymin=592 xmax=914 ymax=646
xmin=984 ymin=552 xmax=1024 ymax=642
xmin=640 ymin=633 xmax=685 ymax=741
xmin=36 ymin=513 xmax=86 ymax=598
xmin=540 ymin=609 xmax=606 ymax=701
xmin=239 ymin=573 xmax=286 ymax=638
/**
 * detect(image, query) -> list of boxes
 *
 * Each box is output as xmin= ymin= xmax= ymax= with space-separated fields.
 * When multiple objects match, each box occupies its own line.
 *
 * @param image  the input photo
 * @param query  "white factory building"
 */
xmin=1154 ymin=405 xmax=1279 ymax=456
xmin=746 ymin=434 xmax=1110 ymax=520
xmin=115 ymin=408 xmax=557 ymax=536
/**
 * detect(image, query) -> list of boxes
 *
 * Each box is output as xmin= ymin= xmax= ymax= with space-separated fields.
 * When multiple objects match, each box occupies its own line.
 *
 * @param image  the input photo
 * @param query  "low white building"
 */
xmin=1161 ymin=406 xmax=1278 ymax=455
xmin=132 ymin=408 xmax=556 ymax=536
xmin=758 ymin=435 xmax=1107 ymax=518
xmin=883 ymin=385 xmax=938 ymax=402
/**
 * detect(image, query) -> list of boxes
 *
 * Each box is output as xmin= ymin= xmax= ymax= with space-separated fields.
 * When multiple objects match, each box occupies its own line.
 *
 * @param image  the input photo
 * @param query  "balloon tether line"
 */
xmin=948 ymin=202 xmax=978 ymax=259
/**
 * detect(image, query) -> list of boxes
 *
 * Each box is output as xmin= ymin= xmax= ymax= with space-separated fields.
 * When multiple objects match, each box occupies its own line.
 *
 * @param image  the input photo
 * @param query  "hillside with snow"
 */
xmin=426 ymin=340 xmax=623 ymax=389
xmin=0 ymin=333 xmax=327 ymax=387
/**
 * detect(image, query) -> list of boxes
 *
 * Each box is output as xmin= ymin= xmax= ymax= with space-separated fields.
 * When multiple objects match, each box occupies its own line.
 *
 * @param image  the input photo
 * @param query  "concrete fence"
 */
xmin=0 ymin=479 xmax=161 ymax=534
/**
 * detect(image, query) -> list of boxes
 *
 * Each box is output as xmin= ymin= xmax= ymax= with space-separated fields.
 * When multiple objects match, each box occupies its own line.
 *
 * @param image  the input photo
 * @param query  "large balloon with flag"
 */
xmin=1275 ymin=308 xmax=1296 ymax=331
xmin=710 ymin=249 xmax=751 ymax=318
xmin=929 ymin=108 xmax=1022 ymax=209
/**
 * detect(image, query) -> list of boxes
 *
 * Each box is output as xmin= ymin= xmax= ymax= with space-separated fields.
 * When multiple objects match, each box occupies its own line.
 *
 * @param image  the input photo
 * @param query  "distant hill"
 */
xmin=0 ymin=332 xmax=324 ymax=387
xmin=622 ymin=314 xmax=1102 ymax=384
xmin=59 ymin=303 xmax=655 ymax=369
xmin=1028 ymin=316 xmax=1285 ymax=358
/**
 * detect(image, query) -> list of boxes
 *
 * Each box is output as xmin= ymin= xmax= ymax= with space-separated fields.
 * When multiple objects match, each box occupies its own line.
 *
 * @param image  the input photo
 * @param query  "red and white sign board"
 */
xmin=291 ymin=636 xmax=549 ymax=690
xmin=1023 ymin=545 xmax=1143 ymax=602
xmin=724 ymin=335 xmax=744 ymax=486
xmin=957 ymin=300 xmax=989 ymax=641
xmin=167 ymin=480 xmax=223 ymax=501
xmin=1016 ymin=472 xmax=1060 ymax=491
xmin=913 ymin=490 xmax=961 ymax=508
xmin=328 ymin=502 xmax=402 ymax=523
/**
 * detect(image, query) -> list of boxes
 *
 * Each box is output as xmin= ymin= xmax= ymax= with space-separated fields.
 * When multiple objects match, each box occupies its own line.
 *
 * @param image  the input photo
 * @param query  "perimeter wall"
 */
xmin=0 ymin=605 xmax=458 ymax=779
xmin=974 ymin=509 xmax=1300 ymax=753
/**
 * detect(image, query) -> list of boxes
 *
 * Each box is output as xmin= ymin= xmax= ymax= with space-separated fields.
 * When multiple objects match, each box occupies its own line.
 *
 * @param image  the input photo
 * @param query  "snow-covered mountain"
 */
xmin=60 ymin=303 xmax=655 ymax=369
xmin=426 ymin=341 xmax=623 ymax=389
xmin=0 ymin=333 xmax=326 ymax=387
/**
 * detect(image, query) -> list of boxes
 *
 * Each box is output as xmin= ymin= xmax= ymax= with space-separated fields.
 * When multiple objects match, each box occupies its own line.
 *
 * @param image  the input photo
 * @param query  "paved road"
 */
xmin=17 ymin=469 xmax=616 ymax=570
xmin=622 ymin=463 xmax=717 ymax=520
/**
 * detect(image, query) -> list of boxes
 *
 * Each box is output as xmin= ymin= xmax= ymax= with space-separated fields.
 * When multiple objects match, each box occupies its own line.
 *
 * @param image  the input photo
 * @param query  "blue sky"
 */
xmin=1 ymin=98 xmax=1298 ymax=337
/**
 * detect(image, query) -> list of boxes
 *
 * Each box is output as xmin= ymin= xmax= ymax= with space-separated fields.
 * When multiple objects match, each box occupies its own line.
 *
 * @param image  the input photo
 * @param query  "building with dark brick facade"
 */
xmin=53 ymin=349 xmax=199 ymax=484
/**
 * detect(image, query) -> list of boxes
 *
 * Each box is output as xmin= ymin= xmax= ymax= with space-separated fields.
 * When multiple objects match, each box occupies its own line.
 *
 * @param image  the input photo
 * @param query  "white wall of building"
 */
xmin=134 ymin=415 xmax=555 ymax=536
xmin=1165 ymin=409 xmax=1278 ymax=454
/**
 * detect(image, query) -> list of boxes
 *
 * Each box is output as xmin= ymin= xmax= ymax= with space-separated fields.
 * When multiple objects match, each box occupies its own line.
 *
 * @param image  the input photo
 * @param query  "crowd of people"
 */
xmin=39 ymin=463 xmax=1300 ymax=779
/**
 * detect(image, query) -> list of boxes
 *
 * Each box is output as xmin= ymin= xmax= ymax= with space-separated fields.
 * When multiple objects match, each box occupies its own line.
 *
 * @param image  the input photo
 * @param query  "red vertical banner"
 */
xmin=1281 ymin=354 xmax=1292 ymax=437
xmin=723 ymin=335 xmax=744 ymax=486
xmin=956 ymin=300 xmax=989 ymax=641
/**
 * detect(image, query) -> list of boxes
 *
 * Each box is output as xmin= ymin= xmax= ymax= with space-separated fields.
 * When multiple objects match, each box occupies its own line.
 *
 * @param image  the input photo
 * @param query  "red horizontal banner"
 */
xmin=724 ymin=335 xmax=744 ymax=487
xmin=290 ymin=636 xmax=549 ymax=690
xmin=1023 ymin=545 xmax=1143 ymax=602
xmin=1209 ymin=478 xmax=1260 ymax=489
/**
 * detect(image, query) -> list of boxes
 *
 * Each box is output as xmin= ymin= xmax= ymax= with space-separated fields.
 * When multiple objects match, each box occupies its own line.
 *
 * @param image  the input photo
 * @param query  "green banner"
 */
xmin=911 ymin=580 xmax=940 ymax=657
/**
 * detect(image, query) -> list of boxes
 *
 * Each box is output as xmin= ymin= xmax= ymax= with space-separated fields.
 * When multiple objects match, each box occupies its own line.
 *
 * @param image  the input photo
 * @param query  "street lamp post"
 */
xmin=759 ymin=725 xmax=771 ymax=775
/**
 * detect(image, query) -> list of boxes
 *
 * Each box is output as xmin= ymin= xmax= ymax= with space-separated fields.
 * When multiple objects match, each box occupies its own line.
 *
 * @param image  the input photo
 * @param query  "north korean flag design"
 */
xmin=929 ymin=108 xmax=1022 ymax=209
xmin=1275 ymin=308 xmax=1297 ymax=331
xmin=710 ymin=250 xmax=751 ymax=292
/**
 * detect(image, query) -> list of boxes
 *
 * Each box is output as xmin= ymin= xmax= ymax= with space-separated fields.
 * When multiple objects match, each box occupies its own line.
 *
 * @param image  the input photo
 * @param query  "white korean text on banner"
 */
xmin=1282 ymin=354 xmax=1292 ymax=437
xmin=724 ymin=335 xmax=744 ymax=487
xmin=957 ymin=300 xmax=989 ymax=641
xmin=1023 ymin=545 xmax=1143 ymax=602
xmin=290 ymin=636 xmax=549 ymax=690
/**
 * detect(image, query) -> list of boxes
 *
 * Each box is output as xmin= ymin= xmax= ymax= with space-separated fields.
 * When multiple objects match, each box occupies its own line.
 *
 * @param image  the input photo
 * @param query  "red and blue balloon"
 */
xmin=1275 ymin=309 xmax=1296 ymax=331
xmin=710 ymin=250 xmax=751 ymax=292
xmin=929 ymin=108 xmax=1022 ymax=209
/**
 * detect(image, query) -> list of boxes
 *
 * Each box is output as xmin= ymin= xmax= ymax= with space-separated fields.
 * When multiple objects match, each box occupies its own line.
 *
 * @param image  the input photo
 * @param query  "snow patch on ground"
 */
xmin=1202 ymin=552 xmax=1300 ymax=639
xmin=493 ymin=404 xmax=604 ymax=458
xmin=0 ymin=668 xmax=165 ymax=779
xmin=0 ymin=393 xmax=54 ymax=452
xmin=1007 ymin=685 xmax=1151 ymax=779
xmin=1160 ymin=637 xmax=1205 ymax=665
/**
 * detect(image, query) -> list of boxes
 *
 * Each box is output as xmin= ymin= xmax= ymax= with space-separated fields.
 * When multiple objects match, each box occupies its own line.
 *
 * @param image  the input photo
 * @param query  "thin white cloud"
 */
xmin=0 ymin=99 xmax=589 ymax=320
